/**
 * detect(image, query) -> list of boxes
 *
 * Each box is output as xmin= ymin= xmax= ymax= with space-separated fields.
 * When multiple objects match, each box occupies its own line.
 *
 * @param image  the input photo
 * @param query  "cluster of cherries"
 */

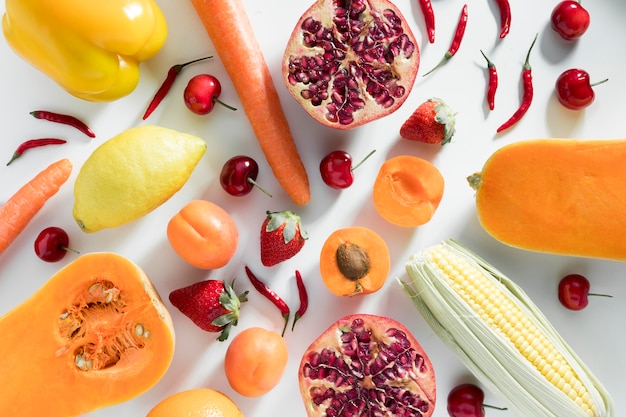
xmin=551 ymin=0 xmax=607 ymax=110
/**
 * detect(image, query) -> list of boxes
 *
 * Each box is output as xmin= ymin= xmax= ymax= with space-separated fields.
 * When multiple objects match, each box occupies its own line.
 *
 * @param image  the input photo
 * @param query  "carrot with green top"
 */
xmin=189 ymin=0 xmax=310 ymax=206
xmin=0 ymin=158 xmax=73 ymax=255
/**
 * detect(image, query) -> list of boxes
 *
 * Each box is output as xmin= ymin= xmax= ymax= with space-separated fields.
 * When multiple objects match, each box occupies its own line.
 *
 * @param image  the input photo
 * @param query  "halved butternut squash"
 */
xmin=0 ymin=252 xmax=175 ymax=416
xmin=468 ymin=138 xmax=626 ymax=260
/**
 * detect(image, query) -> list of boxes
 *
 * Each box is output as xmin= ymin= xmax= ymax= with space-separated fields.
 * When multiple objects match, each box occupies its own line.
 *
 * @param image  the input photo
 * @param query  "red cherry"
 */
xmin=550 ymin=0 xmax=590 ymax=40
xmin=320 ymin=149 xmax=376 ymax=189
xmin=184 ymin=74 xmax=237 ymax=115
xmin=320 ymin=150 xmax=353 ymax=189
xmin=447 ymin=384 xmax=507 ymax=417
xmin=34 ymin=227 xmax=77 ymax=262
xmin=220 ymin=155 xmax=272 ymax=197
xmin=558 ymin=274 xmax=612 ymax=310
xmin=558 ymin=274 xmax=590 ymax=310
xmin=447 ymin=384 xmax=486 ymax=417
xmin=555 ymin=68 xmax=607 ymax=110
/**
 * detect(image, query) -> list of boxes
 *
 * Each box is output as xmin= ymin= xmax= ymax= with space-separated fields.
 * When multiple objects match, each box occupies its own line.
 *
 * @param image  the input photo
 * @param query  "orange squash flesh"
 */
xmin=0 ymin=252 xmax=175 ymax=416
xmin=468 ymin=138 xmax=626 ymax=260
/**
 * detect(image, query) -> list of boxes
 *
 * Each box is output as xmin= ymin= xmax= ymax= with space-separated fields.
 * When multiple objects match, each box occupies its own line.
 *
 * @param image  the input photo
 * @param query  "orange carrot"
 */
xmin=0 ymin=158 xmax=73 ymax=256
xmin=189 ymin=0 xmax=310 ymax=206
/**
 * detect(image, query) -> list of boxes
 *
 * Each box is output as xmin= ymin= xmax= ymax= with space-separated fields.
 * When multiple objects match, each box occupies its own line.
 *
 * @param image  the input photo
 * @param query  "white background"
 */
xmin=0 ymin=0 xmax=624 ymax=416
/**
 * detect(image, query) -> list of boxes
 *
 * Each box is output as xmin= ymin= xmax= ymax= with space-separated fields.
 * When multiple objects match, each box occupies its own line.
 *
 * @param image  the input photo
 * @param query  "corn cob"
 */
xmin=400 ymin=239 xmax=614 ymax=417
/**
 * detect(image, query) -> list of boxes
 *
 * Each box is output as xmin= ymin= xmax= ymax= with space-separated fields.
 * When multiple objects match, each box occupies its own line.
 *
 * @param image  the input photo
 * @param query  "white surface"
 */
xmin=0 ymin=0 xmax=624 ymax=416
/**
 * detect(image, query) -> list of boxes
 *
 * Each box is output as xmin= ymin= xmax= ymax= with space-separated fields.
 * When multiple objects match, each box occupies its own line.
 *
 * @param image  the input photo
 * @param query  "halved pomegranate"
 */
xmin=282 ymin=0 xmax=420 ymax=130
xmin=298 ymin=314 xmax=436 ymax=416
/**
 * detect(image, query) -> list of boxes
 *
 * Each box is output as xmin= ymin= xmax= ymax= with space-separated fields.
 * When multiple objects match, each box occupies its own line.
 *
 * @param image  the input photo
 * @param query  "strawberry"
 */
xmin=400 ymin=97 xmax=457 ymax=145
xmin=168 ymin=279 xmax=248 ymax=341
xmin=260 ymin=210 xmax=308 ymax=267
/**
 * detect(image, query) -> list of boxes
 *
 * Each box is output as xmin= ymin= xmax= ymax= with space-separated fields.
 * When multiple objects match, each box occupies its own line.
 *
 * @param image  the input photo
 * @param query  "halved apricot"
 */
xmin=319 ymin=227 xmax=390 ymax=297
xmin=372 ymin=155 xmax=444 ymax=227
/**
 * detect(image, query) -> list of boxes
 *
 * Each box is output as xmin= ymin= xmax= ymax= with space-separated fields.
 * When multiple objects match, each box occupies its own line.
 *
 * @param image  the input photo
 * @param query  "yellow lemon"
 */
xmin=73 ymin=125 xmax=206 ymax=233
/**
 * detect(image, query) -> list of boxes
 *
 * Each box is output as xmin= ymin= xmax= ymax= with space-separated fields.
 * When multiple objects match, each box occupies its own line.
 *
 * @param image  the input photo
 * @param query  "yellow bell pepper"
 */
xmin=2 ymin=0 xmax=168 ymax=101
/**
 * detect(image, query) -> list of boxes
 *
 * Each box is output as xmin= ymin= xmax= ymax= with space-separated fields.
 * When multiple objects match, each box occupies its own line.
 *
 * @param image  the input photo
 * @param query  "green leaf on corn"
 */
xmin=399 ymin=239 xmax=614 ymax=417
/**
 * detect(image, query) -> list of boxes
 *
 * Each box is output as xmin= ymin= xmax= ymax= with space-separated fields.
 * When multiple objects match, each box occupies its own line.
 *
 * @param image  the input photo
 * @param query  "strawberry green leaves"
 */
xmin=169 ymin=279 xmax=248 ymax=341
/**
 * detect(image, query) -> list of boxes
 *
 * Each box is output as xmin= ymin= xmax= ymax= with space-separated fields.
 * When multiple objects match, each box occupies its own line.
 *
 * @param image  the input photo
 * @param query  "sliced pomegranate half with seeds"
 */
xmin=298 ymin=314 xmax=436 ymax=416
xmin=282 ymin=0 xmax=420 ymax=130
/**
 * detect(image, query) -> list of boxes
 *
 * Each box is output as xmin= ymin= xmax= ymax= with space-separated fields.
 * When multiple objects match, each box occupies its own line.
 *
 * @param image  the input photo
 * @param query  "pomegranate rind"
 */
xmin=282 ymin=0 xmax=420 ymax=130
xmin=298 ymin=314 xmax=436 ymax=416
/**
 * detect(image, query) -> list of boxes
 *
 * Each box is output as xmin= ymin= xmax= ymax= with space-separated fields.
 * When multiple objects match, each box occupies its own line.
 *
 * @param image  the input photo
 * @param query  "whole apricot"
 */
xmin=224 ymin=327 xmax=288 ymax=397
xmin=167 ymin=200 xmax=238 ymax=269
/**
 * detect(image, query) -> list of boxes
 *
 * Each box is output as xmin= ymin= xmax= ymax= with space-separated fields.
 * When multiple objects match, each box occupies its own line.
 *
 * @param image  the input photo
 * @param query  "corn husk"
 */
xmin=400 ymin=239 xmax=614 ymax=417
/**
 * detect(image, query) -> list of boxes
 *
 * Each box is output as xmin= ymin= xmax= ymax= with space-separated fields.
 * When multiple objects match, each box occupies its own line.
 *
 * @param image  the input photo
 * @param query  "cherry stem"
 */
xmin=247 ymin=178 xmax=273 ymax=198
xmin=484 ymin=404 xmax=508 ymax=411
xmin=62 ymin=246 xmax=80 ymax=255
xmin=214 ymin=98 xmax=237 ymax=111
xmin=589 ymin=292 xmax=613 ymax=298
xmin=591 ymin=78 xmax=609 ymax=88
xmin=351 ymin=149 xmax=376 ymax=172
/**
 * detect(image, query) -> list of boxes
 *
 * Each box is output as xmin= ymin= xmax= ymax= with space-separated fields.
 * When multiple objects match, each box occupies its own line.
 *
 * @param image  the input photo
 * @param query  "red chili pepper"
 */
xmin=497 ymin=34 xmax=538 ymax=133
xmin=480 ymin=50 xmax=498 ymax=111
xmin=291 ymin=270 xmax=308 ymax=332
xmin=423 ymin=4 xmax=468 ymax=77
xmin=418 ymin=0 xmax=435 ymax=43
xmin=244 ymin=265 xmax=290 ymax=336
xmin=494 ymin=0 xmax=511 ymax=39
xmin=30 ymin=110 xmax=95 ymax=138
xmin=142 ymin=56 xmax=213 ymax=120
xmin=7 ymin=138 xmax=67 ymax=166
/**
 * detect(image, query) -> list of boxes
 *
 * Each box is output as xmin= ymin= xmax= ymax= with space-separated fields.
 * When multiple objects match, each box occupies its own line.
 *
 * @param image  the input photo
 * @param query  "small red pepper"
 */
xmin=7 ymin=138 xmax=67 ymax=166
xmin=497 ymin=34 xmax=538 ymax=133
xmin=480 ymin=50 xmax=498 ymax=111
xmin=418 ymin=0 xmax=435 ymax=43
xmin=30 ymin=110 xmax=95 ymax=138
xmin=142 ymin=56 xmax=213 ymax=120
xmin=423 ymin=4 xmax=468 ymax=76
xmin=494 ymin=0 xmax=511 ymax=39
xmin=244 ymin=266 xmax=290 ymax=336
xmin=291 ymin=270 xmax=308 ymax=332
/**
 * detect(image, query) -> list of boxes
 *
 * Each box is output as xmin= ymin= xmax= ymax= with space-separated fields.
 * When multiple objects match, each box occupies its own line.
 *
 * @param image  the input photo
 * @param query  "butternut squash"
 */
xmin=467 ymin=138 xmax=626 ymax=260
xmin=0 ymin=252 xmax=175 ymax=416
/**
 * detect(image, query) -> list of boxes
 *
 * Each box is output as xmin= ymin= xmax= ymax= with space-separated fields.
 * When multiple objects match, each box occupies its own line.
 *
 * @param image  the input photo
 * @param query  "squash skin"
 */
xmin=469 ymin=138 xmax=626 ymax=260
xmin=0 ymin=252 xmax=175 ymax=416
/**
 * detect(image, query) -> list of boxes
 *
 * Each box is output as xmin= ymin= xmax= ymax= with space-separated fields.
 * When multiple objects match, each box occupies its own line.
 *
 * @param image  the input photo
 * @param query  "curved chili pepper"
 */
xmin=7 ymin=138 xmax=67 ymax=166
xmin=423 ymin=4 xmax=468 ymax=77
xmin=418 ymin=0 xmax=435 ymax=43
xmin=244 ymin=265 xmax=290 ymax=336
xmin=291 ymin=270 xmax=308 ymax=332
xmin=497 ymin=34 xmax=538 ymax=133
xmin=30 ymin=110 xmax=95 ymax=138
xmin=142 ymin=56 xmax=213 ymax=120
xmin=495 ymin=0 xmax=511 ymax=39
xmin=480 ymin=50 xmax=498 ymax=111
